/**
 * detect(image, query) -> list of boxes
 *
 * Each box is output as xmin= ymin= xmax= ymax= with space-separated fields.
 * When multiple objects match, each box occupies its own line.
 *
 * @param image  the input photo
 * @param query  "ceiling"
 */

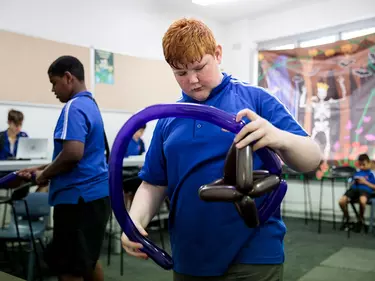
xmin=145 ymin=0 xmax=319 ymax=23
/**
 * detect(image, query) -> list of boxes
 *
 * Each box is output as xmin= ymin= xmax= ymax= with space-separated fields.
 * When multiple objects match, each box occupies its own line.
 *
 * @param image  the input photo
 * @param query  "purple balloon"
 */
xmin=108 ymin=103 xmax=286 ymax=270
xmin=0 ymin=172 xmax=18 ymax=186
xmin=257 ymin=179 xmax=287 ymax=222
xmin=0 ymin=172 xmax=37 ymax=187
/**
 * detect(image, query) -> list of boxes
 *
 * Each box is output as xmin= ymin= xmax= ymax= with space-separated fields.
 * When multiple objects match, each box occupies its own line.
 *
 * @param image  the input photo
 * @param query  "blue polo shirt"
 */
xmin=125 ymin=138 xmax=145 ymax=157
xmin=49 ymin=91 xmax=109 ymax=206
xmin=352 ymin=170 xmax=375 ymax=194
xmin=139 ymin=73 xmax=309 ymax=276
xmin=0 ymin=130 xmax=28 ymax=160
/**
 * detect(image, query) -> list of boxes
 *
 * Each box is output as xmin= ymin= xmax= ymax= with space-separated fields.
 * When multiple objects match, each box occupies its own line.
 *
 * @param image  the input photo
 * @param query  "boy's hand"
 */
xmin=17 ymin=166 xmax=42 ymax=180
xmin=121 ymin=221 xmax=149 ymax=260
xmin=234 ymin=108 xmax=284 ymax=151
xmin=356 ymin=177 xmax=368 ymax=185
xmin=34 ymin=170 xmax=49 ymax=187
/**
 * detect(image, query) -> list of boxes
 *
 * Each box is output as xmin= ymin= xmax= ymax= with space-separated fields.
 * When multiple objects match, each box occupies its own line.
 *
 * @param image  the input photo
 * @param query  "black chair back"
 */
xmin=331 ymin=166 xmax=357 ymax=178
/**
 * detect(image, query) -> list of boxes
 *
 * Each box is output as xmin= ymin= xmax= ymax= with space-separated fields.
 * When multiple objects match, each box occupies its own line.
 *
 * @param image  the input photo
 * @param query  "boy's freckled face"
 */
xmin=172 ymin=48 xmax=223 ymax=102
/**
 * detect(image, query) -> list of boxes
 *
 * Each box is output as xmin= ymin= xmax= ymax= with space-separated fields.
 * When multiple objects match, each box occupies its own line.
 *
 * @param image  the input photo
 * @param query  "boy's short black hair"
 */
xmin=48 ymin=56 xmax=85 ymax=81
xmin=140 ymin=124 xmax=147 ymax=130
xmin=358 ymin=154 xmax=370 ymax=162
xmin=8 ymin=109 xmax=24 ymax=126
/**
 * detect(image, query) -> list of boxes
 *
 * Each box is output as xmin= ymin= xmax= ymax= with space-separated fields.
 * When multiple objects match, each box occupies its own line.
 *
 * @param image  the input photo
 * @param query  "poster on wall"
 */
xmin=95 ymin=49 xmax=114 ymax=84
xmin=258 ymin=34 xmax=375 ymax=177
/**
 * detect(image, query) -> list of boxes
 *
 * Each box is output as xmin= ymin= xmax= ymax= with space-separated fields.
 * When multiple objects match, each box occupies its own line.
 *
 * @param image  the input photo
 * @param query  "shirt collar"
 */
xmin=181 ymin=73 xmax=232 ymax=103
xmin=72 ymin=91 xmax=93 ymax=99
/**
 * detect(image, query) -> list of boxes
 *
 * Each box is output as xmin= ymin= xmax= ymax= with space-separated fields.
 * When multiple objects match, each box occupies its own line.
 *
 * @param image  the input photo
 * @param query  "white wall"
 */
xmin=0 ymin=0 xmax=225 ymax=152
xmin=0 ymin=0 xmax=225 ymax=61
xmin=223 ymin=0 xmax=375 ymax=84
xmin=0 ymin=102 xmax=158 ymax=160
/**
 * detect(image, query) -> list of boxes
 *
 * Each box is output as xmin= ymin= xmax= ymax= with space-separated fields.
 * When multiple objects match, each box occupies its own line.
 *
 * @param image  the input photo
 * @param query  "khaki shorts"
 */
xmin=173 ymin=264 xmax=284 ymax=281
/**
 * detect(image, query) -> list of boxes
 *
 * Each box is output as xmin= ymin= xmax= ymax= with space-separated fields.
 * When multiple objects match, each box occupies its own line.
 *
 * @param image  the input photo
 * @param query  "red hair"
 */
xmin=162 ymin=18 xmax=217 ymax=69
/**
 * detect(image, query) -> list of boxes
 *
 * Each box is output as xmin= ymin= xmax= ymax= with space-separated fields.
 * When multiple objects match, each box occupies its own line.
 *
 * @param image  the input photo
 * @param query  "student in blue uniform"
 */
xmin=0 ymin=109 xmax=28 ymax=160
xmin=18 ymin=56 xmax=110 ymax=281
xmin=123 ymin=124 xmax=146 ymax=209
xmin=124 ymin=124 xmax=146 ymax=157
xmin=339 ymin=153 xmax=375 ymax=232
xmin=121 ymin=18 xmax=322 ymax=281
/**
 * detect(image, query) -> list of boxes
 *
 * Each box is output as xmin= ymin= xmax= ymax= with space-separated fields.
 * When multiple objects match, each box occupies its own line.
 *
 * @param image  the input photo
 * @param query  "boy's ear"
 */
xmin=64 ymin=71 xmax=74 ymax=84
xmin=215 ymin=45 xmax=223 ymax=64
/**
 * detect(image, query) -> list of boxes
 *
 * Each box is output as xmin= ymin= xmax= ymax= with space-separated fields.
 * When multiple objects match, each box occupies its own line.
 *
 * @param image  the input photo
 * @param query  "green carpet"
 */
xmin=3 ymin=217 xmax=375 ymax=280
xmin=298 ymin=247 xmax=375 ymax=281
xmin=101 ymin=218 xmax=375 ymax=281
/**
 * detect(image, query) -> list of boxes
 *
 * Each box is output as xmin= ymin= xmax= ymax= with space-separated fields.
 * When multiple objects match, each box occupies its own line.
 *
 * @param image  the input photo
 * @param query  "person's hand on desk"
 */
xmin=17 ymin=166 xmax=50 ymax=192
xmin=17 ymin=165 xmax=46 ymax=180
xmin=34 ymin=170 xmax=49 ymax=186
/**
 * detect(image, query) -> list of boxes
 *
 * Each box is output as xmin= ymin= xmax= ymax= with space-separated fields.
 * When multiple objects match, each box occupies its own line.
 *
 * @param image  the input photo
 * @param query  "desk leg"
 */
xmin=282 ymin=174 xmax=288 ymax=218
xmin=370 ymin=201 xmax=375 ymax=235
xmin=331 ymin=178 xmax=336 ymax=230
xmin=307 ymin=178 xmax=314 ymax=221
xmin=107 ymin=211 xmax=113 ymax=266
xmin=304 ymin=177 xmax=308 ymax=225
xmin=318 ymin=178 xmax=324 ymax=233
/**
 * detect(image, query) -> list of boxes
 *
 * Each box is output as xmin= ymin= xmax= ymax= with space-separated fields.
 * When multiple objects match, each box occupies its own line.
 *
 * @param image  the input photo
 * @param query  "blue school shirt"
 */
xmin=139 ymin=73 xmax=309 ymax=276
xmin=0 ymin=130 xmax=28 ymax=160
xmin=352 ymin=170 xmax=375 ymax=194
xmin=125 ymin=138 xmax=145 ymax=157
xmin=48 ymin=91 xmax=109 ymax=206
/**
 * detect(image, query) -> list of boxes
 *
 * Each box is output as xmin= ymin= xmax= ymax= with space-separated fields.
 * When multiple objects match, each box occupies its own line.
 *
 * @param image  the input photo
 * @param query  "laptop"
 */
xmin=15 ymin=137 xmax=48 ymax=160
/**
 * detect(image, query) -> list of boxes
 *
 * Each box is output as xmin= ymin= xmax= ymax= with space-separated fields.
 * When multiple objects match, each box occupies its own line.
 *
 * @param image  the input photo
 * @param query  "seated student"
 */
xmin=339 ymin=153 xmax=375 ymax=231
xmin=123 ymin=125 xmax=146 ymax=209
xmin=124 ymin=124 xmax=146 ymax=157
xmin=0 ymin=109 xmax=28 ymax=160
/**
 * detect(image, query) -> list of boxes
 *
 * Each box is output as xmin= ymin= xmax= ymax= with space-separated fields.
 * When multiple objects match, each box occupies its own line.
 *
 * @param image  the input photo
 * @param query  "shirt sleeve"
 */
xmin=138 ymin=120 xmax=167 ymax=186
xmin=140 ymin=139 xmax=146 ymax=154
xmin=256 ymin=88 xmax=309 ymax=137
xmin=54 ymin=100 xmax=88 ymax=143
xmin=368 ymin=172 xmax=375 ymax=185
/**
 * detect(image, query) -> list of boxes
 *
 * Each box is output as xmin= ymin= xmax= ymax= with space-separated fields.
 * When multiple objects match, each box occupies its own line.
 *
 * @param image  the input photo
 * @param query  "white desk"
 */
xmin=0 ymin=156 xmax=144 ymax=172
xmin=0 ymin=159 xmax=50 ymax=171
xmin=123 ymin=155 xmax=145 ymax=167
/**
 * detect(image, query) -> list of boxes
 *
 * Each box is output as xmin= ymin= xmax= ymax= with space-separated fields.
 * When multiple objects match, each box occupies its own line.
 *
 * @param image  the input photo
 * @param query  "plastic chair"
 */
xmin=369 ymin=197 xmax=375 ymax=234
xmin=0 ymin=186 xmax=50 ymax=281
xmin=318 ymin=166 xmax=356 ymax=233
xmin=347 ymin=193 xmax=375 ymax=237
xmin=281 ymin=166 xmax=314 ymax=224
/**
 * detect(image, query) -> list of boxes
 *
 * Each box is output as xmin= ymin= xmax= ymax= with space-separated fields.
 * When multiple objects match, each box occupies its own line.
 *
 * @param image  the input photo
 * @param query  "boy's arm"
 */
xmin=37 ymin=103 xmax=88 ymax=183
xmin=129 ymin=181 xmax=167 ymax=228
xmin=234 ymin=89 xmax=321 ymax=173
xmin=365 ymin=182 xmax=375 ymax=191
xmin=274 ymin=130 xmax=322 ymax=173
xmin=38 ymin=140 xmax=84 ymax=182
xmin=361 ymin=174 xmax=375 ymax=191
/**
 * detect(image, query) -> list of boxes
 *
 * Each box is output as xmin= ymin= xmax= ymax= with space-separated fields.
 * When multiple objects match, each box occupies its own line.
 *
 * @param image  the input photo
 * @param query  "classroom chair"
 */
xmin=281 ymin=166 xmax=314 ymax=224
xmin=347 ymin=193 xmax=375 ymax=237
xmin=0 ymin=185 xmax=50 ymax=281
xmin=318 ymin=166 xmax=356 ymax=234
